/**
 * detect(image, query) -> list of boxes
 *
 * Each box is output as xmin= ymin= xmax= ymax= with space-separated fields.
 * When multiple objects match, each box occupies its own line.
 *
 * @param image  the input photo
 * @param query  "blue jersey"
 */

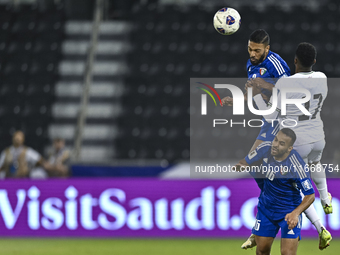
xmin=247 ymin=50 xmax=290 ymax=98
xmin=247 ymin=51 xmax=291 ymax=142
xmin=245 ymin=142 xmax=314 ymax=219
xmin=247 ymin=50 xmax=290 ymax=80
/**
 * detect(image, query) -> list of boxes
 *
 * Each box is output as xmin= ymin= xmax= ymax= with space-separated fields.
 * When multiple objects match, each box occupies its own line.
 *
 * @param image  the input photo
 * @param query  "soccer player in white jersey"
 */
xmin=250 ymin=42 xmax=332 ymax=250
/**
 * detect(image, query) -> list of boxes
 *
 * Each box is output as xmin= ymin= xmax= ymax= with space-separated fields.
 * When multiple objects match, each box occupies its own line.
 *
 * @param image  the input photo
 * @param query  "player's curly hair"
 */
xmin=249 ymin=29 xmax=270 ymax=46
xmin=295 ymin=42 xmax=316 ymax=68
xmin=280 ymin=128 xmax=296 ymax=146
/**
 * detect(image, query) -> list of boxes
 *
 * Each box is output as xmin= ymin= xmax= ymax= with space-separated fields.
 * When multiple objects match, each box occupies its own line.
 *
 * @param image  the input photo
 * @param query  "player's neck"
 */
xmin=274 ymin=152 xmax=290 ymax=161
xmin=296 ymin=67 xmax=312 ymax=73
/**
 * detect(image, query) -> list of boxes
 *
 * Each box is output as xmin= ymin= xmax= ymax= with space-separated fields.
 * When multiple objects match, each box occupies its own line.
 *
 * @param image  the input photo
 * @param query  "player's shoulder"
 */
xmin=247 ymin=141 xmax=271 ymax=162
xmin=290 ymin=71 xmax=327 ymax=79
xmin=256 ymin=141 xmax=272 ymax=151
xmin=287 ymin=149 xmax=305 ymax=165
xmin=266 ymin=51 xmax=288 ymax=66
xmin=312 ymin=71 xmax=327 ymax=78
xmin=287 ymin=150 xmax=308 ymax=178
xmin=264 ymin=51 xmax=290 ymax=77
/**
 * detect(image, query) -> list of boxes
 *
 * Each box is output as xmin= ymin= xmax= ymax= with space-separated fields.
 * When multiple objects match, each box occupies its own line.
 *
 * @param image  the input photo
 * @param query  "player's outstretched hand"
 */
xmin=285 ymin=212 xmax=299 ymax=229
xmin=221 ymin=96 xmax=233 ymax=106
xmin=244 ymin=79 xmax=255 ymax=90
xmin=245 ymin=79 xmax=262 ymax=96
xmin=235 ymin=163 xmax=247 ymax=172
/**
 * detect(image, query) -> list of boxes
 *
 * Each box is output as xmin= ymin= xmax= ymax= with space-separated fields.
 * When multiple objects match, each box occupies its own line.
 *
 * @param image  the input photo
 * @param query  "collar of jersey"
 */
xmin=298 ymin=71 xmax=314 ymax=75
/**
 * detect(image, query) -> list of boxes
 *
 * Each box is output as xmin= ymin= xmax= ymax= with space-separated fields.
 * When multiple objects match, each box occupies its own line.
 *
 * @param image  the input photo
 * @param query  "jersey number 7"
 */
xmin=298 ymin=94 xmax=323 ymax=121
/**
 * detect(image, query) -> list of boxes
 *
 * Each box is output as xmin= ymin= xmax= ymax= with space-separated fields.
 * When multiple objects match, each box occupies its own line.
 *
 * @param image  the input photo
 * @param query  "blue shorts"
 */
xmin=256 ymin=118 xmax=280 ymax=141
xmin=252 ymin=206 xmax=302 ymax=239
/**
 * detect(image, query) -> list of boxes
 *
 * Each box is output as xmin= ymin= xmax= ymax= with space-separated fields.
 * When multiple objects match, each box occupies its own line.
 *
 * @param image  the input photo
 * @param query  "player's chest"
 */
xmin=262 ymin=161 xmax=291 ymax=181
xmin=248 ymin=66 xmax=271 ymax=79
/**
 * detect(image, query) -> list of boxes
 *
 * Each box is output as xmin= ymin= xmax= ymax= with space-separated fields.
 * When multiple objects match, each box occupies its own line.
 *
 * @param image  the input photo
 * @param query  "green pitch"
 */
xmin=0 ymin=238 xmax=338 ymax=255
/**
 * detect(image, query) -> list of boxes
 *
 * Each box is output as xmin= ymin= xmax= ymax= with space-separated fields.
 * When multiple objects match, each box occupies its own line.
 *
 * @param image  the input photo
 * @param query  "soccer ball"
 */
xmin=213 ymin=7 xmax=241 ymax=35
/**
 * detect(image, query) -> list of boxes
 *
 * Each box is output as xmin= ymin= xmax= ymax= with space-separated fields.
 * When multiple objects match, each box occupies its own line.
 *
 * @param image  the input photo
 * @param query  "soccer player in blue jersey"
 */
xmin=245 ymin=42 xmax=332 ymax=250
xmin=222 ymin=29 xmax=290 ymax=152
xmin=235 ymin=128 xmax=316 ymax=255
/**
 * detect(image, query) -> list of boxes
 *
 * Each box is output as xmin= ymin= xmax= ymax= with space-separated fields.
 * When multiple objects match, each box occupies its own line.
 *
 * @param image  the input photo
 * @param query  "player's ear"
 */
xmin=265 ymin=44 xmax=270 ymax=53
xmin=294 ymin=57 xmax=298 ymax=65
xmin=313 ymin=59 xmax=316 ymax=65
xmin=287 ymin=145 xmax=293 ymax=153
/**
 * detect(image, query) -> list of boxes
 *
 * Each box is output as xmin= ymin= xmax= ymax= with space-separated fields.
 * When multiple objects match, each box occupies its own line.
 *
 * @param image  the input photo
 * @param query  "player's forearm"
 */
xmin=293 ymin=194 xmax=315 ymax=215
xmin=235 ymin=158 xmax=249 ymax=172
xmin=256 ymin=80 xmax=274 ymax=91
xmin=253 ymin=94 xmax=279 ymax=121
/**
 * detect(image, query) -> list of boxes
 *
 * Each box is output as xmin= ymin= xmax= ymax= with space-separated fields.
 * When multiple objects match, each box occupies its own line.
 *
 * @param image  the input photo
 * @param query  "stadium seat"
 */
xmin=0 ymin=3 xmax=63 ymax=155
xmin=120 ymin=3 xmax=339 ymax=162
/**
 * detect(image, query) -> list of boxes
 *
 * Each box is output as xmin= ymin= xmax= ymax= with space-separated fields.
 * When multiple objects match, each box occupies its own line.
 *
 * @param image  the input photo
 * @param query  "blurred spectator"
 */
xmin=43 ymin=138 xmax=70 ymax=177
xmin=0 ymin=131 xmax=45 ymax=178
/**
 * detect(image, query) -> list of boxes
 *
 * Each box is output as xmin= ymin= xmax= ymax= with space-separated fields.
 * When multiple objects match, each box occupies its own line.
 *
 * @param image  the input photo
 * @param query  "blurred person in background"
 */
xmin=43 ymin=137 xmax=70 ymax=177
xmin=0 ymin=131 xmax=45 ymax=178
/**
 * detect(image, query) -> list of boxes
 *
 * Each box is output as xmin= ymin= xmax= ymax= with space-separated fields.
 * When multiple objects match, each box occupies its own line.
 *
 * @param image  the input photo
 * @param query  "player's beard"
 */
xmin=271 ymin=146 xmax=288 ymax=158
xmin=250 ymin=52 xmax=266 ymax=65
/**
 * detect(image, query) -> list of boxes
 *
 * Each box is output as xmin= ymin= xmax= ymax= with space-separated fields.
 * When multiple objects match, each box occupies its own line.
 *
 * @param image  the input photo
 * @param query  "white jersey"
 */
xmin=275 ymin=71 xmax=327 ymax=146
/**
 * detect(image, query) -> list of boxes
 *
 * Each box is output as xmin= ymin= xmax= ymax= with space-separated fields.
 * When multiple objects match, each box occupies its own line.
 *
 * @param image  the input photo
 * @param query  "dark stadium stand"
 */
xmin=120 ymin=3 xmax=340 ymax=162
xmin=0 ymin=1 xmax=338 ymax=164
xmin=0 ymin=3 xmax=64 ymax=153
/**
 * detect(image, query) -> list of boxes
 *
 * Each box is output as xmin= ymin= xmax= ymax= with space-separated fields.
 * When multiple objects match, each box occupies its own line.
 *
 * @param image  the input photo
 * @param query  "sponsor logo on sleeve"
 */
xmin=248 ymin=150 xmax=257 ymax=160
xmin=302 ymin=179 xmax=312 ymax=191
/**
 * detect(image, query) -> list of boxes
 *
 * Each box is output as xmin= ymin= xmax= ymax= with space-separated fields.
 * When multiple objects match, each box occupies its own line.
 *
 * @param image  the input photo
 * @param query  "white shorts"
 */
xmin=293 ymin=139 xmax=325 ymax=164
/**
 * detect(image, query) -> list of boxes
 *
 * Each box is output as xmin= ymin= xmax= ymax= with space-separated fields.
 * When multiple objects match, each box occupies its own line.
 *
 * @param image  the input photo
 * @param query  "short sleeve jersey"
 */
xmin=245 ymin=141 xmax=314 ymax=218
xmin=274 ymin=71 xmax=327 ymax=146
xmin=247 ymin=50 xmax=291 ymax=98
